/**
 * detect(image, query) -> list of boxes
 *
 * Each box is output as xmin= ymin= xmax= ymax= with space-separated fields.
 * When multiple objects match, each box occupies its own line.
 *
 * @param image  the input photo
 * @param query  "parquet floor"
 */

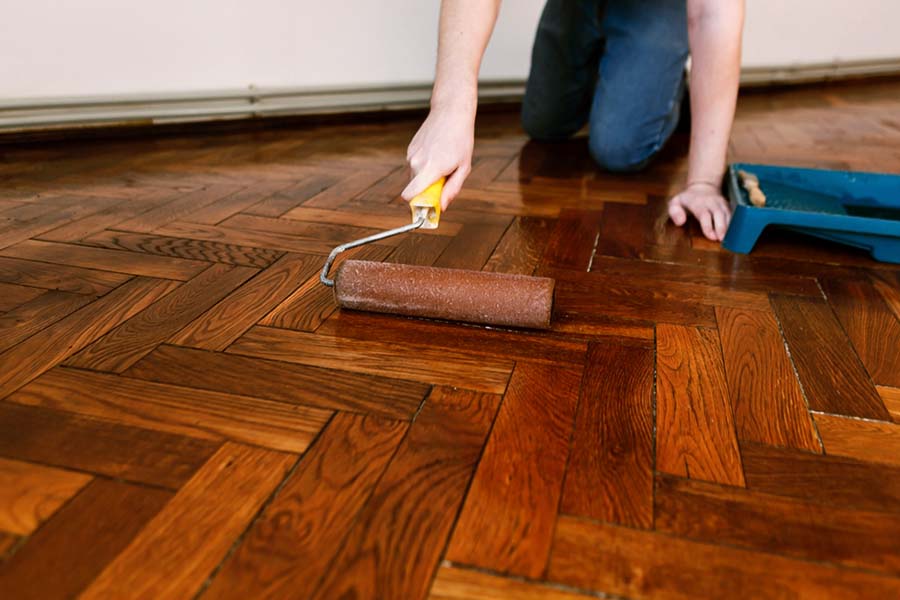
xmin=1 ymin=78 xmax=900 ymax=600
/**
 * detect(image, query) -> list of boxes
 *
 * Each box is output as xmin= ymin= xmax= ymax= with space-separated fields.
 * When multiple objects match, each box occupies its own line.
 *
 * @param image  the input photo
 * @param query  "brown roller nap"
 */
xmin=332 ymin=260 xmax=555 ymax=329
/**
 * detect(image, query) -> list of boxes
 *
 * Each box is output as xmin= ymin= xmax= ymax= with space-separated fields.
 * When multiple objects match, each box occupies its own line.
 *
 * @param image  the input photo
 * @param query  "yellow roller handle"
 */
xmin=409 ymin=177 xmax=445 ymax=230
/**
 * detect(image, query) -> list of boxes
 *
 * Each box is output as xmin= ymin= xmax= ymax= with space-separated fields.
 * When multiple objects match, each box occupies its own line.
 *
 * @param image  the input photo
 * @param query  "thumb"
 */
xmin=668 ymin=196 xmax=687 ymax=226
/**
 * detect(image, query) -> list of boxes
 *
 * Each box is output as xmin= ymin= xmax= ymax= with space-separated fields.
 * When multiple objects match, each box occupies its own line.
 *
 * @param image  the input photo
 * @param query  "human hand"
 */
xmin=401 ymin=104 xmax=475 ymax=211
xmin=668 ymin=182 xmax=732 ymax=241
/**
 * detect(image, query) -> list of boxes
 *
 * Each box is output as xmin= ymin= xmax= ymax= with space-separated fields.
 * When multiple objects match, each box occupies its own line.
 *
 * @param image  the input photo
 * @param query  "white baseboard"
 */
xmin=1 ymin=58 xmax=898 ymax=134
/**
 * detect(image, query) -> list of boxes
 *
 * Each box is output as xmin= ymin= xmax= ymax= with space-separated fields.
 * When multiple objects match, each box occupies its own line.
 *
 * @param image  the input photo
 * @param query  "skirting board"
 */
xmin=1 ymin=58 xmax=899 ymax=134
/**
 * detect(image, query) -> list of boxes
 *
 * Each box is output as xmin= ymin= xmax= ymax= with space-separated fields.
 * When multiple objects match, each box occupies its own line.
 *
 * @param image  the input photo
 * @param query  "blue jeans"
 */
xmin=522 ymin=0 xmax=689 ymax=172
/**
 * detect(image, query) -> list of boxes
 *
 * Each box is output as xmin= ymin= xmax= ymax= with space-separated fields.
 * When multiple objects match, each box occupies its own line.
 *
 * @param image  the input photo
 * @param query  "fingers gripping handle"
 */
xmin=409 ymin=178 xmax=445 ymax=230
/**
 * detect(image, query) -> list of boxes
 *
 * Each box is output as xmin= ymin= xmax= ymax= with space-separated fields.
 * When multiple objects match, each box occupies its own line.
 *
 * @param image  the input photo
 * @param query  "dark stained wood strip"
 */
xmin=351 ymin=165 xmax=408 ymax=204
xmin=114 ymin=184 xmax=245 ymax=232
xmin=560 ymin=342 xmax=653 ymax=527
xmin=153 ymin=220 xmax=336 ymax=255
xmin=547 ymin=516 xmax=900 ymax=599
xmin=446 ymin=363 xmax=581 ymax=578
xmin=80 ymin=229 xmax=284 ymax=268
xmin=203 ymin=413 xmax=407 ymax=599
xmin=169 ymin=253 xmax=321 ymax=349
xmin=770 ymin=294 xmax=890 ymax=420
xmin=221 ymin=213 xmax=395 ymax=246
xmin=309 ymin=387 xmax=500 ymax=600
xmin=655 ymin=473 xmax=900 ymax=576
xmin=303 ymin=167 xmax=397 ymax=209
xmin=385 ymin=232 xmax=453 ymax=266
xmin=540 ymin=209 xmax=603 ymax=271
xmin=0 ymin=276 xmax=179 ymax=397
xmin=432 ymin=219 xmax=512 ymax=270
xmin=0 ymin=282 xmax=46 ymax=312
xmin=0 ymin=532 xmax=18 ymax=561
xmin=0 ymin=457 xmax=91 ymax=535
xmin=428 ymin=565 xmax=597 ymax=600
xmin=0 ymin=195 xmax=120 ymax=250
xmin=0 ymin=479 xmax=172 ymax=600
xmin=64 ymin=263 xmax=256 ymax=372
xmin=80 ymin=443 xmax=295 ymax=600
xmin=125 ymin=344 xmax=427 ymax=420
xmin=0 ymin=255 xmax=132 ymax=295
xmin=0 ymin=291 xmax=92 ymax=354
xmin=741 ymin=441 xmax=900 ymax=513
xmin=182 ymin=180 xmax=298 ymax=224
xmin=656 ymin=324 xmax=745 ymax=486
xmin=9 ymin=367 xmax=331 ymax=453
xmin=483 ymin=216 xmax=554 ymax=275
xmin=813 ymin=412 xmax=900 ymax=467
xmin=228 ymin=325 xmax=514 ymax=393
xmin=243 ymin=174 xmax=341 ymax=217
xmin=0 ymin=238 xmax=208 ymax=281
xmin=36 ymin=190 xmax=178 ymax=242
xmin=549 ymin=311 xmax=656 ymax=340
xmin=821 ymin=277 xmax=900 ymax=388
xmin=0 ymin=402 xmax=217 ymax=489
xmin=716 ymin=306 xmax=821 ymax=452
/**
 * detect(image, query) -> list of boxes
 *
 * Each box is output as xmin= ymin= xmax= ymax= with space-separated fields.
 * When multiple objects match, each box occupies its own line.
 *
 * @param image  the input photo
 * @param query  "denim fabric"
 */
xmin=522 ymin=0 xmax=689 ymax=172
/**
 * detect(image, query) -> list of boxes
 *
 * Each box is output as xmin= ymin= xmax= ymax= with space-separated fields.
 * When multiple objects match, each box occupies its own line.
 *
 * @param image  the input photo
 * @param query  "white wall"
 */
xmin=2 ymin=0 xmax=900 ymax=99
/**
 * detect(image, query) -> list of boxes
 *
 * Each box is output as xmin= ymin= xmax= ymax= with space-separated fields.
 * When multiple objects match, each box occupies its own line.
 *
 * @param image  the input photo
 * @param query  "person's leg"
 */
xmin=521 ymin=0 xmax=605 ymax=141
xmin=588 ymin=0 xmax=689 ymax=172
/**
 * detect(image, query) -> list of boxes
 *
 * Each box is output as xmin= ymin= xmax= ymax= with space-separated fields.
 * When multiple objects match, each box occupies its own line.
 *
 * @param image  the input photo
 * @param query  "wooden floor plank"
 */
xmin=203 ymin=413 xmax=407 ymax=599
xmin=385 ymin=232 xmax=454 ymax=266
xmin=770 ymin=294 xmax=890 ymax=420
xmin=0 ymin=255 xmax=132 ymax=295
xmin=428 ymin=565 xmax=597 ymax=600
xmin=0 ymin=238 xmax=208 ymax=280
xmin=813 ymin=412 xmax=900 ymax=467
xmin=284 ymin=205 xmax=463 ymax=237
xmin=114 ymin=184 xmax=244 ymax=232
xmin=169 ymin=253 xmax=321 ymax=349
xmin=9 ymin=367 xmax=331 ymax=453
xmin=432 ymin=219 xmax=512 ymax=271
xmin=0 ymin=276 xmax=179 ymax=398
xmin=0 ymin=282 xmax=44 ymax=312
xmin=560 ymin=342 xmax=653 ymax=527
xmin=35 ymin=190 xmax=177 ymax=242
xmin=483 ymin=216 xmax=554 ymax=275
xmin=222 ymin=213 xmax=397 ymax=246
xmin=125 ymin=343 xmax=427 ymax=420
xmin=655 ymin=473 xmax=900 ymax=576
xmin=447 ymin=362 xmax=582 ymax=578
xmin=540 ymin=209 xmax=603 ymax=271
xmin=0 ymin=479 xmax=172 ymax=600
xmin=879 ymin=385 xmax=900 ymax=423
xmin=242 ymin=174 xmax=340 ymax=217
xmin=0 ymin=290 xmax=91 ymax=354
xmin=227 ymin=325 xmax=514 ymax=393
xmin=64 ymin=263 xmax=256 ymax=372
xmin=656 ymin=323 xmax=745 ymax=486
xmin=81 ymin=443 xmax=295 ymax=600
xmin=716 ymin=306 xmax=821 ymax=452
xmin=183 ymin=180 xmax=299 ymax=224
xmin=309 ymin=387 xmax=500 ymax=600
xmin=0 ymin=195 xmax=120 ymax=250
xmin=0 ymin=402 xmax=218 ymax=489
xmin=821 ymin=277 xmax=900 ymax=388
xmin=0 ymin=457 xmax=91 ymax=535
xmin=302 ymin=167 xmax=396 ymax=209
xmin=154 ymin=220 xmax=337 ymax=255
xmin=547 ymin=516 xmax=900 ymax=600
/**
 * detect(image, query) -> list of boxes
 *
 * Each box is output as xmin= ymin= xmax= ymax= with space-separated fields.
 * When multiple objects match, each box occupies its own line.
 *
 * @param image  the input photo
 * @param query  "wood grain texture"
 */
xmin=447 ymin=363 xmax=582 ymax=578
xmin=0 ymin=282 xmax=44 ymax=312
xmin=547 ymin=516 xmax=900 ymax=600
xmin=0 ymin=255 xmax=131 ymax=295
xmin=204 ymin=413 xmax=407 ymax=599
xmin=0 ymin=457 xmax=91 ymax=535
xmin=540 ymin=209 xmax=603 ymax=271
xmin=183 ymin=180 xmax=298 ymax=224
xmin=125 ymin=343 xmax=427 ymax=419
xmin=309 ymin=387 xmax=500 ymax=600
xmin=0 ymin=238 xmax=208 ymax=280
xmin=169 ymin=253 xmax=321 ymax=349
xmin=35 ymin=190 xmax=176 ymax=242
xmin=655 ymin=473 xmax=900 ymax=575
xmin=428 ymin=566 xmax=597 ymax=600
xmin=284 ymin=205 xmax=463 ymax=237
xmin=114 ymin=184 xmax=244 ymax=232
xmin=242 ymin=174 xmax=340 ymax=217
xmin=813 ymin=412 xmax=900 ymax=467
xmin=0 ymin=479 xmax=172 ymax=600
xmin=656 ymin=324 xmax=745 ymax=486
xmin=561 ymin=342 xmax=653 ymax=527
xmin=0 ymin=402 xmax=218 ymax=489
xmin=821 ymin=277 xmax=900 ymax=388
xmin=716 ymin=306 xmax=821 ymax=451
xmin=385 ymin=232 xmax=453 ymax=266
xmin=0 ymin=290 xmax=91 ymax=354
xmin=65 ymin=263 xmax=256 ymax=372
xmin=0 ymin=276 xmax=179 ymax=398
xmin=770 ymin=294 xmax=890 ymax=420
xmin=222 ymin=213 xmax=395 ymax=246
xmin=302 ymin=167 xmax=396 ymax=209
xmin=82 ymin=443 xmax=295 ymax=600
xmin=9 ymin=367 xmax=331 ymax=453
xmin=154 ymin=220 xmax=336 ymax=255
xmin=432 ymin=219 xmax=512 ymax=270
xmin=483 ymin=216 xmax=554 ymax=275
xmin=228 ymin=325 xmax=514 ymax=393
xmin=879 ymin=385 xmax=900 ymax=423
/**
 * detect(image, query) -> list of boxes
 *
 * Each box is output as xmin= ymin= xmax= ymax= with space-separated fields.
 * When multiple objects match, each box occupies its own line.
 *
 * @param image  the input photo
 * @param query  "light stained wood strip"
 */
xmin=204 ymin=413 xmax=407 ymax=599
xmin=309 ymin=387 xmax=500 ymax=600
xmin=0 ymin=457 xmax=91 ymax=535
xmin=0 ymin=291 xmax=91 ymax=354
xmin=0 ymin=255 xmax=132 ymax=296
xmin=561 ymin=342 xmax=654 ymax=527
xmin=716 ymin=307 xmax=821 ymax=452
xmin=446 ymin=363 xmax=581 ymax=578
xmin=81 ymin=443 xmax=295 ymax=600
xmin=227 ymin=325 xmax=514 ymax=394
xmin=428 ymin=566 xmax=597 ymax=600
xmin=65 ymin=263 xmax=256 ymax=372
xmin=813 ymin=412 xmax=900 ymax=467
xmin=9 ymin=367 xmax=331 ymax=453
xmin=0 ymin=276 xmax=180 ymax=398
xmin=0 ymin=238 xmax=208 ymax=281
xmin=169 ymin=253 xmax=321 ymax=349
xmin=655 ymin=324 xmax=745 ymax=486
xmin=878 ymin=386 xmax=900 ymax=423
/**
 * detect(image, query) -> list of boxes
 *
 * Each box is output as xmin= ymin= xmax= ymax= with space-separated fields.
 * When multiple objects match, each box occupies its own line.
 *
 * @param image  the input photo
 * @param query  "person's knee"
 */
xmin=588 ymin=127 xmax=654 ymax=172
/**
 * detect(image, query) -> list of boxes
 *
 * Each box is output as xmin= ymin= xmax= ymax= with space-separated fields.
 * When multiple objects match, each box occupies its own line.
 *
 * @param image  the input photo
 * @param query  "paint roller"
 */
xmin=319 ymin=178 xmax=555 ymax=329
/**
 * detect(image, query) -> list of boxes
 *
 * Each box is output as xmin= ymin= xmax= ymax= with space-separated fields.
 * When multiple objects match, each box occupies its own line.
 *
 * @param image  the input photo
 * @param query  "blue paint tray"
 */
xmin=722 ymin=163 xmax=900 ymax=263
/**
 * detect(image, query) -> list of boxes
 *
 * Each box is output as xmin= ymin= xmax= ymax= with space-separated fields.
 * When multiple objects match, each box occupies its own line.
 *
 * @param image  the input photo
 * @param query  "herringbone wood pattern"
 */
xmin=1 ymin=78 xmax=900 ymax=599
